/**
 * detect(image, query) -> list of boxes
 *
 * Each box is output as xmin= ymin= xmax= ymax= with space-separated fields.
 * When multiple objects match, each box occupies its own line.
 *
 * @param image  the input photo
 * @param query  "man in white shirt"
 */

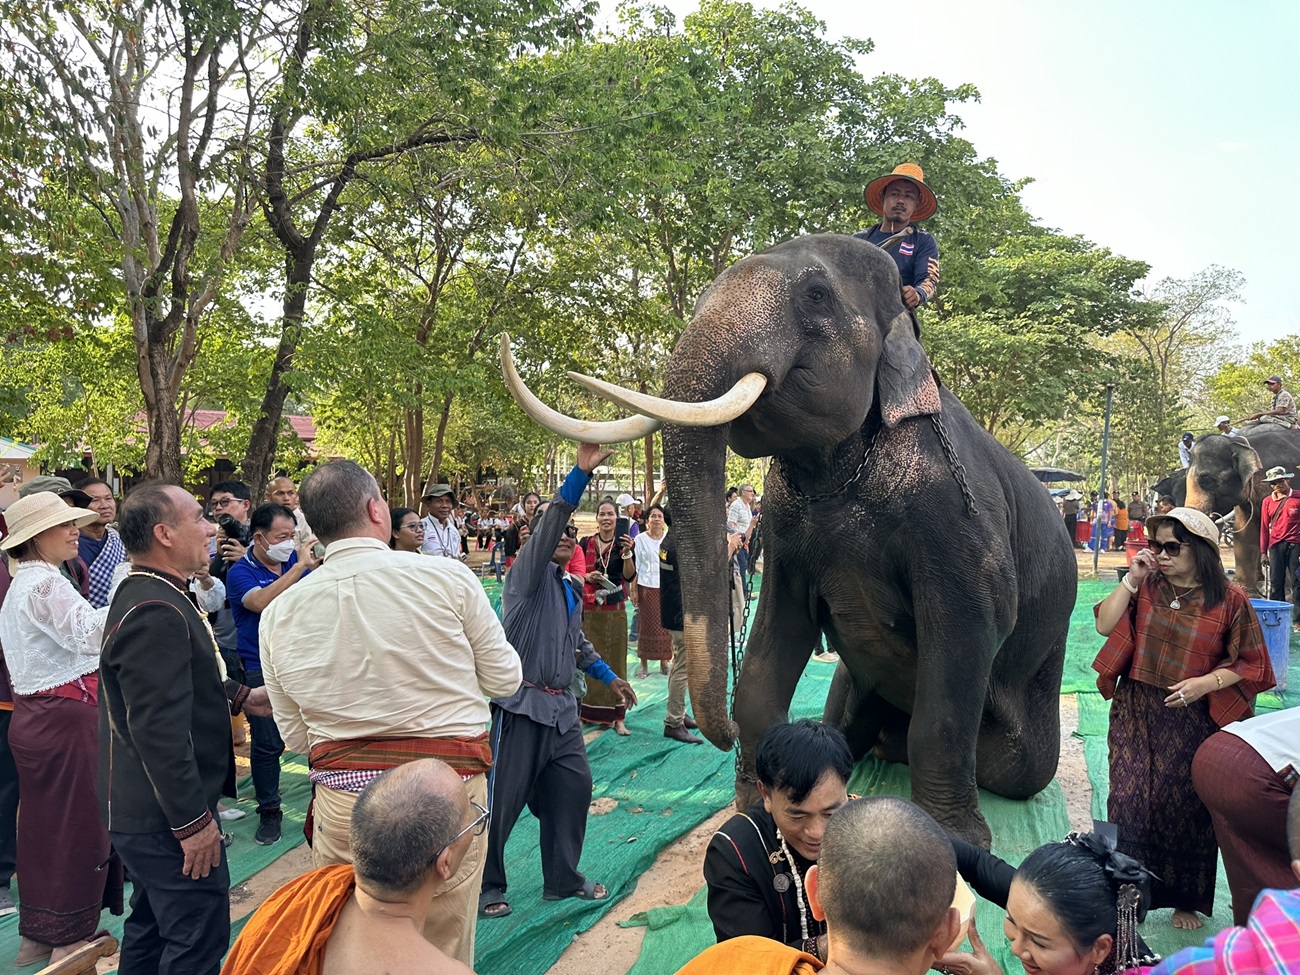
xmin=420 ymin=484 xmax=465 ymax=560
xmin=727 ymin=484 xmax=756 ymax=579
xmin=259 ymin=461 xmax=522 ymax=968
xmin=1216 ymin=415 xmax=1242 ymax=438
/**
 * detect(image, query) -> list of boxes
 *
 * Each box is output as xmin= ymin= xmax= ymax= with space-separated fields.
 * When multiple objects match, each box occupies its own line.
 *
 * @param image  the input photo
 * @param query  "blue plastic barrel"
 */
xmin=1249 ymin=598 xmax=1291 ymax=691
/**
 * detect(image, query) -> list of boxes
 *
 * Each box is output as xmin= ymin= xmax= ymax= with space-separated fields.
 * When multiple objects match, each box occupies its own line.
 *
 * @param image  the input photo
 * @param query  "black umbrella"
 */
xmin=1029 ymin=466 xmax=1084 ymax=483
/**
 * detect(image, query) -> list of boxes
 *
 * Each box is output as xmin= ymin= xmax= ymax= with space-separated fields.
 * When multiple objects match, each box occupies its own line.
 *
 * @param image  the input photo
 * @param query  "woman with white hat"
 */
xmin=0 ymin=492 xmax=117 ymax=967
xmin=1092 ymin=507 xmax=1274 ymax=932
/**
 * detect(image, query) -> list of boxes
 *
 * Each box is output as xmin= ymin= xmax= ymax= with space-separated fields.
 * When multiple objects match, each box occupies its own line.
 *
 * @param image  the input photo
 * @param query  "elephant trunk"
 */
xmin=1184 ymin=464 xmax=1213 ymax=514
xmin=662 ymin=419 xmax=737 ymax=751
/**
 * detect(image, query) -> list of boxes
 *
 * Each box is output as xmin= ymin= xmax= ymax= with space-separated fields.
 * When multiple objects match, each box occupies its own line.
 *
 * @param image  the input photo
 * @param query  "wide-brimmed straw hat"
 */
xmin=0 ymin=491 xmax=98 ymax=551
xmin=864 ymin=163 xmax=938 ymax=221
xmin=1144 ymin=506 xmax=1220 ymax=548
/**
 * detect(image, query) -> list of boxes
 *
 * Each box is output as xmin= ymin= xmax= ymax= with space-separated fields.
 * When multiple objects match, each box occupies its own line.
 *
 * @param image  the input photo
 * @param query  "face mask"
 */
xmin=265 ymin=539 xmax=295 ymax=563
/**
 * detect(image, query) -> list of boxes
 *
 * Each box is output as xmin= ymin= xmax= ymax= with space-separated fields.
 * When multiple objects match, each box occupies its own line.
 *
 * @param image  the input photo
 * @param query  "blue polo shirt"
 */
xmin=226 ymin=551 xmax=299 ymax=670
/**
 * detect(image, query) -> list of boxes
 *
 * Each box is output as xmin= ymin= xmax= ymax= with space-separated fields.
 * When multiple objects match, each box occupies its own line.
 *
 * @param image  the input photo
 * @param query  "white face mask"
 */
xmin=264 ymin=539 xmax=295 ymax=563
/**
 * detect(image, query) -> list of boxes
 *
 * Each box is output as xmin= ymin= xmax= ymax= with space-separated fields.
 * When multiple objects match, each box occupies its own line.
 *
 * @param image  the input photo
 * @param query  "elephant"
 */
xmin=499 ymin=233 xmax=1077 ymax=845
xmin=1151 ymin=468 xmax=1187 ymax=506
xmin=1185 ymin=426 xmax=1300 ymax=595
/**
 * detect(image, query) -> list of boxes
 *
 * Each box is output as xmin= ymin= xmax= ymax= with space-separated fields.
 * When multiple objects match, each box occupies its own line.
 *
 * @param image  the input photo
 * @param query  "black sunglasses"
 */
xmin=1148 ymin=540 xmax=1184 ymax=557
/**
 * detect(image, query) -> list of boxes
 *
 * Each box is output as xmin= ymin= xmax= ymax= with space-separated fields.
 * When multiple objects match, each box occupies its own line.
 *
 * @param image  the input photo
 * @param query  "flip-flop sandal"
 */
xmin=34 ymin=932 xmax=119 ymax=975
xmin=543 ymin=879 xmax=608 ymax=902
xmin=478 ymin=888 xmax=511 ymax=919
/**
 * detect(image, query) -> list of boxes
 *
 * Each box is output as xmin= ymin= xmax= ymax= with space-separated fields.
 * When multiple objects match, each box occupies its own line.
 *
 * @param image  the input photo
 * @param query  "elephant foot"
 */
xmin=734 ymin=774 xmax=761 ymax=812
xmin=872 ymin=725 xmax=910 ymax=765
xmin=927 ymin=802 xmax=993 ymax=850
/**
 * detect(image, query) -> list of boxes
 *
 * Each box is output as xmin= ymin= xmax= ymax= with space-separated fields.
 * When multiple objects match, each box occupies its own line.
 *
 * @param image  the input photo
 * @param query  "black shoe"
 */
xmin=664 ymin=724 xmax=704 ymax=744
xmin=255 ymin=808 xmax=283 ymax=846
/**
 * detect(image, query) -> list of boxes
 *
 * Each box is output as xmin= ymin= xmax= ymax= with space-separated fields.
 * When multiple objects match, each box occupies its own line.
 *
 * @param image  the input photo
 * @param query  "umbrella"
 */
xmin=1029 ymin=466 xmax=1084 ymax=483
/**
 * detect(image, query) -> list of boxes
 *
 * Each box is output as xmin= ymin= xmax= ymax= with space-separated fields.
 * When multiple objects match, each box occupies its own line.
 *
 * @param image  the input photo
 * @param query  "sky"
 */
xmin=597 ymin=0 xmax=1300 ymax=345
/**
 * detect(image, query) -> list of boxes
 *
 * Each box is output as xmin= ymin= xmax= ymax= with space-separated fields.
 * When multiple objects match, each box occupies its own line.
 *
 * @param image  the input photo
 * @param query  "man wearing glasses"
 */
xmin=222 ymin=759 xmax=485 ymax=974
xmin=206 ymin=480 xmax=253 ymax=670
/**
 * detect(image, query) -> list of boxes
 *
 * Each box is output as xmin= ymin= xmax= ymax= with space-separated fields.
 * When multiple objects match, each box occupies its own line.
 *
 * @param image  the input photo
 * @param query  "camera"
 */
xmin=216 ymin=513 xmax=252 ymax=546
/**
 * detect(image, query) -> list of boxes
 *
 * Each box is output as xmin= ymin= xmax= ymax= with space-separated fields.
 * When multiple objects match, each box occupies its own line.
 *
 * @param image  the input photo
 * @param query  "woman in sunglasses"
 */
xmin=1093 ymin=507 xmax=1275 ymax=932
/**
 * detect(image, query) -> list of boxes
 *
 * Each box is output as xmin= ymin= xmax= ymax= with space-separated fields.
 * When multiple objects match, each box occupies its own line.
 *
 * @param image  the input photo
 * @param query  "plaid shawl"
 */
xmin=85 ymin=527 xmax=126 ymax=609
xmin=1093 ymin=578 xmax=1275 ymax=727
xmin=1149 ymin=889 xmax=1300 ymax=975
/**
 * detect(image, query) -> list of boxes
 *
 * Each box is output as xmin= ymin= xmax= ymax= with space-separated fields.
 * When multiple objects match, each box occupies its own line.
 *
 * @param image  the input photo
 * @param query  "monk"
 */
xmin=676 ymin=796 xmax=961 ymax=975
xmin=223 ymin=760 xmax=483 ymax=975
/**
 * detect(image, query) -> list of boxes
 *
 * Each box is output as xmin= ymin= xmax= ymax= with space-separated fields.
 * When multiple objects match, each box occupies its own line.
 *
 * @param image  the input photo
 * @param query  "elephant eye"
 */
xmin=806 ymin=287 xmax=826 ymax=303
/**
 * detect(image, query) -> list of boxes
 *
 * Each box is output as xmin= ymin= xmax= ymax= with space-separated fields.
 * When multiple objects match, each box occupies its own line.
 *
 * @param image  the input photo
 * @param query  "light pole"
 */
xmin=1094 ymin=384 xmax=1114 ymax=578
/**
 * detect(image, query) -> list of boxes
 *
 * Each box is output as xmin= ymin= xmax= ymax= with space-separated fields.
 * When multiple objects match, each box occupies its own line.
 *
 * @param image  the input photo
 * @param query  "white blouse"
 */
xmin=0 ymin=560 xmax=109 ymax=694
xmin=633 ymin=532 xmax=665 ymax=589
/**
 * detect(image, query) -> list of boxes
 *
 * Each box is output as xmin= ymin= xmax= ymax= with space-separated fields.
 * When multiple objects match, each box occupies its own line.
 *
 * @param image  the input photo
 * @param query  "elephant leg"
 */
xmin=732 ymin=571 xmax=821 ymax=810
xmin=908 ymin=610 xmax=998 ymax=849
xmin=872 ymin=707 xmax=912 ymax=765
xmin=823 ymin=666 xmax=902 ymax=762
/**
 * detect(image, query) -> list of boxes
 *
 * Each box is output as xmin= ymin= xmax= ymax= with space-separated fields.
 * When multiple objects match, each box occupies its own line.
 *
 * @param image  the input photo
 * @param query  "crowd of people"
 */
xmin=0 ymin=160 xmax=1296 ymax=975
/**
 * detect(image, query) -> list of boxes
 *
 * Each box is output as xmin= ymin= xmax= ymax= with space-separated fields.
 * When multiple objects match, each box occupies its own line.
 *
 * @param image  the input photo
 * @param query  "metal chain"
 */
xmin=781 ymin=431 xmax=877 ymax=504
xmin=729 ymin=517 xmax=759 ymax=780
xmin=931 ymin=414 xmax=979 ymax=517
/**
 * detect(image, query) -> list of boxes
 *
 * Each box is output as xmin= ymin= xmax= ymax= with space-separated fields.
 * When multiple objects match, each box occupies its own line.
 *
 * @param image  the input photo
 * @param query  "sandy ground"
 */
xmin=94 ymin=536 xmax=1171 ymax=974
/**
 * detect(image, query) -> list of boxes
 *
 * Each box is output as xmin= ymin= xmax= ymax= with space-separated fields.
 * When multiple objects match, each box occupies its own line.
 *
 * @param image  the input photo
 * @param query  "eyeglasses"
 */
xmin=210 ymin=497 xmax=243 ymax=509
xmin=431 ymin=801 xmax=490 ymax=863
xmin=1148 ymin=540 xmax=1184 ymax=557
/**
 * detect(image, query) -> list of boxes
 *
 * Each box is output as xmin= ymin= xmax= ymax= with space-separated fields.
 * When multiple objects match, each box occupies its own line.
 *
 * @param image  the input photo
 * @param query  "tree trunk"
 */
xmin=140 ymin=338 xmax=186 ymax=484
xmin=643 ymin=432 xmax=656 ymax=505
xmin=241 ymin=254 xmax=311 ymax=492
xmin=426 ymin=392 xmax=455 ymax=494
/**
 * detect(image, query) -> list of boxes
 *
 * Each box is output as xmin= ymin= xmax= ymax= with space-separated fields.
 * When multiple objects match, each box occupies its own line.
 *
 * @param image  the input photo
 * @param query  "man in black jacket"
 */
xmin=99 ymin=482 xmax=254 ymax=974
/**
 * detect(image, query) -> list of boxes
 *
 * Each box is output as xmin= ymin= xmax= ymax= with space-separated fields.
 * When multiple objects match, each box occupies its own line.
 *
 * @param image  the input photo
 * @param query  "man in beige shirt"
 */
xmin=259 ymin=460 xmax=522 ymax=968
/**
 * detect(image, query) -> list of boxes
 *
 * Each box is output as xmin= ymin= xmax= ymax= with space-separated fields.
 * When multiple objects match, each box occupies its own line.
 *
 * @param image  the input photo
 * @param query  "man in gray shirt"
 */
xmin=480 ymin=443 xmax=636 ymax=920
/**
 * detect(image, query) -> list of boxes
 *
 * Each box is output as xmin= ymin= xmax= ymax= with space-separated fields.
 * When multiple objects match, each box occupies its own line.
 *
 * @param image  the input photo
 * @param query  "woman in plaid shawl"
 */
xmin=1094 ymin=508 xmax=1275 ymax=932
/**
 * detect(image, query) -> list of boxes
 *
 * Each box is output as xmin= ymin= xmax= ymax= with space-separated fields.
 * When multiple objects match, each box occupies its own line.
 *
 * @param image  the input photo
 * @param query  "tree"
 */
xmin=239 ymin=0 xmax=597 ymax=495
xmin=1 ymin=0 xmax=265 ymax=481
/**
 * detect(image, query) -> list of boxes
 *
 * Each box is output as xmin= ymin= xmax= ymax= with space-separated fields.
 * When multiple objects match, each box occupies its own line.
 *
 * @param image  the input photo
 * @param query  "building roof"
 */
xmin=0 ymin=437 xmax=37 ymax=461
xmin=185 ymin=410 xmax=316 ymax=442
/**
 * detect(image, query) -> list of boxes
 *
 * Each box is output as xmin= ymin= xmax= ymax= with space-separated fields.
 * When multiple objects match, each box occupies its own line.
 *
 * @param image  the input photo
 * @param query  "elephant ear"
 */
xmin=1232 ymin=439 xmax=1265 ymax=506
xmin=878 ymin=308 xmax=942 ymax=427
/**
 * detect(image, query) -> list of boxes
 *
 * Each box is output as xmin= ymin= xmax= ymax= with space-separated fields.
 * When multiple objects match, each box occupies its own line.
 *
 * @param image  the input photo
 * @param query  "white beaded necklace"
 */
xmin=773 ymin=827 xmax=811 ymax=943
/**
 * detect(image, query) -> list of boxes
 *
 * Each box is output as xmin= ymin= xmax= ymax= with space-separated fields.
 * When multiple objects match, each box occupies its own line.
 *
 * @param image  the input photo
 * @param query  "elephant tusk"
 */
xmin=565 ymin=371 xmax=768 ymax=427
xmin=499 ymin=334 xmax=662 ymax=443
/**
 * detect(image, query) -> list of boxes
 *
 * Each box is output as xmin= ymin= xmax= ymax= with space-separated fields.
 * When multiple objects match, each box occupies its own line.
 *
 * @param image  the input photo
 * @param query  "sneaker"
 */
xmin=0 ymin=887 xmax=15 ymax=917
xmin=218 ymin=805 xmax=246 ymax=822
xmin=254 ymin=809 xmax=283 ymax=846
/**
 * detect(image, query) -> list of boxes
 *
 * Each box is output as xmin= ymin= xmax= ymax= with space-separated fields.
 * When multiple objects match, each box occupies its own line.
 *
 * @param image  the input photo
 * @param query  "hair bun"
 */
xmin=1065 ymin=832 xmax=1153 ymax=920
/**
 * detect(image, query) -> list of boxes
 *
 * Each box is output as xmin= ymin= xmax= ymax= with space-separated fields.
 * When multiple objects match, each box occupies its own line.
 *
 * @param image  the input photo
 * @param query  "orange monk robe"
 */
xmin=222 ymin=864 xmax=356 ymax=975
xmin=674 ymin=936 xmax=823 ymax=975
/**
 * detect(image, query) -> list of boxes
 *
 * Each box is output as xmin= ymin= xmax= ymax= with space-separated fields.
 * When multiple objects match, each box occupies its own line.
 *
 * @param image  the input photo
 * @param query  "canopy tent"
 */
xmin=1029 ymin=466 xmax=1084 ymax=483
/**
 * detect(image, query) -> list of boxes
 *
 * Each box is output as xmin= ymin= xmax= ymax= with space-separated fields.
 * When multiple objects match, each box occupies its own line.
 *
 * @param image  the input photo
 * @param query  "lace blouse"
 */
xmin=0 ymin=560 xmax=109 ymax=695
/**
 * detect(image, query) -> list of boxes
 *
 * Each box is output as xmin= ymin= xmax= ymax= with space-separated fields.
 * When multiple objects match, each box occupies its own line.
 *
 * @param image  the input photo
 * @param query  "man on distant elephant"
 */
xmin=1248 ymin=376 xmax=1298 ymax=428
xmin=854 ymin=164 xmax=940 ymax=309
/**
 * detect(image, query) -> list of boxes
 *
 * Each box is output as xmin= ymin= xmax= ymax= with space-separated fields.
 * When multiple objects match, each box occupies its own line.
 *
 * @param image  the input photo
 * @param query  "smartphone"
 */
xmin=615 ymin=516 xmax=630 ymax=540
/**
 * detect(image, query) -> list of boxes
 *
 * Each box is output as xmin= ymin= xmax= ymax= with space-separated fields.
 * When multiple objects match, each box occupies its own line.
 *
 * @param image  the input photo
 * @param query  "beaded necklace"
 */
xmin=773 ymin=827 xmax=811 ymax=944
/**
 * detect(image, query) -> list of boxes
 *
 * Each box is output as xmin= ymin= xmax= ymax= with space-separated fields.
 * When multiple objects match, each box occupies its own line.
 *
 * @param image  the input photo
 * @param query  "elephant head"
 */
xmin=1186 ymin=434 xmax=1264 ymax=524
xmin=500 ymin=234 xmax=940 ymax=749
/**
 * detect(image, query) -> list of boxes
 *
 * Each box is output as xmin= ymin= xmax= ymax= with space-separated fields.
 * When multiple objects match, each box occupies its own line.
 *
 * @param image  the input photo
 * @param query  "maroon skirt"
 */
xmin=1107 ymin=677 xmax=1218 ymax=915
xmin=10 ymin=693 xmax=120 ymax=945
xmin=636 ymin=587 xmax=672 ymax=662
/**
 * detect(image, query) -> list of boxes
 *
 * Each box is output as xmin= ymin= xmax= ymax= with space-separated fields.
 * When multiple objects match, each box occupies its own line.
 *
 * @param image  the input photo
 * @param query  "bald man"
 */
xmin=680 ymin=796 xmax=960 ymax=975
xmin=223 ymin=759 xmax=481 ymax=975
xmin=268 ymin=476 xmax=312 ymax=544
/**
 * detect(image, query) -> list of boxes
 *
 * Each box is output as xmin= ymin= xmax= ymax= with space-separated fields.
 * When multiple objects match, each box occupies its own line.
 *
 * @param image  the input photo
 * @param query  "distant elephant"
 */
xmin=500 ymin=233 xmax=1077 ymax=846
xmin=1186 ymin=426 xmax=1300 ymax=595
xmin=1151 ymin=468 xmax=1187 ymax=506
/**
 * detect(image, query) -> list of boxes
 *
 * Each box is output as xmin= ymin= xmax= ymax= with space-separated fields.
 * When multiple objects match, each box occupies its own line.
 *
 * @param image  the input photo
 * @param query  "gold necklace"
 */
xmin=127 ymin=570 xmax=221 ymax=656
